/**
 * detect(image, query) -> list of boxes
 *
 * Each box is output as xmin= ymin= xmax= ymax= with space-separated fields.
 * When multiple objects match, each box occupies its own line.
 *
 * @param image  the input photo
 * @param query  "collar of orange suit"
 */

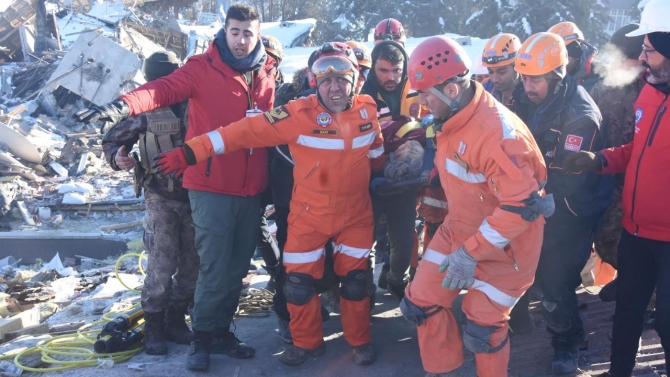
xmin=437 ymin=80 xmax=484 ymax=136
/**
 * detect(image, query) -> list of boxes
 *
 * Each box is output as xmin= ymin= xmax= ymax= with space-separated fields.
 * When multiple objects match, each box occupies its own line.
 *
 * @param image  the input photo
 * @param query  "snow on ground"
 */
xmin=280 ymin=33 xmax=489 ymax=83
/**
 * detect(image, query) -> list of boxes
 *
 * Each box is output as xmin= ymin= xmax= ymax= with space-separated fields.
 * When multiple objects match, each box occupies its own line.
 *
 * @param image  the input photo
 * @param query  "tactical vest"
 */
xmin=138 ymin=107 xmax=183 ymax=192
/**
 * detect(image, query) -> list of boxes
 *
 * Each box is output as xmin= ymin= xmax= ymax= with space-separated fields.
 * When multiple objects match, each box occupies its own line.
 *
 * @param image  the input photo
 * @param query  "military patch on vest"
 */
xmin=264 ymin=106 xmax=290 ymax=124
xmin=313 ymin=128 xmax=339 ymax=136
xmin=409 ymin=103 xmax=419 ymax=117
xmin=359 ymin=123 xmax=373 ymax=132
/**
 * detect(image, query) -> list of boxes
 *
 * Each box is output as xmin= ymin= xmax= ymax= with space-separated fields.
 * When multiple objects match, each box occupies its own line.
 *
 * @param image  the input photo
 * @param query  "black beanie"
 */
xmin=143 ymin=52 xmax=181 ymax=82
xmin=610 ymin=23 xmax=644 ymax=59
xmin=649 ymin=32 xmax=670 ymax=60
xmin=566 ymin=41 xmax=582 ymax=59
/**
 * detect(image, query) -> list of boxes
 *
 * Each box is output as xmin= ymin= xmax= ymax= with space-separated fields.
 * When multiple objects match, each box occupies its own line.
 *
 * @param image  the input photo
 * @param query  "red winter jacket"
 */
xmin=600 ymin=81 xmax=670 ymax=241
xmin=120 ymin=42 xmax=275 ymax=197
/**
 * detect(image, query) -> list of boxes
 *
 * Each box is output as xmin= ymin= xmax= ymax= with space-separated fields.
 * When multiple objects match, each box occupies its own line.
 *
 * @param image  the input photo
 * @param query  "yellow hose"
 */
xmin=0 ymin=252 xmax=148 ymax=372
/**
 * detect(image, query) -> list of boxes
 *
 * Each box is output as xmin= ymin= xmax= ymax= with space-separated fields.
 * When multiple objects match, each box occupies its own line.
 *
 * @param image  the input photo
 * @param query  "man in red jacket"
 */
xmin=564 ymin=1 xmax=670 ymax=375
xmin=73 ymin=4 xmax=276 ymax=372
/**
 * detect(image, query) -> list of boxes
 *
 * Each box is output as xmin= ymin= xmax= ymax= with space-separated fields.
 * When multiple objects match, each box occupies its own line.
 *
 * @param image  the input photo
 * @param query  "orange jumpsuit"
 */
xmin=186 ymin=94 xmax=384 ymax=350
xmin=404 ymin=82 xmax=546 ymax=376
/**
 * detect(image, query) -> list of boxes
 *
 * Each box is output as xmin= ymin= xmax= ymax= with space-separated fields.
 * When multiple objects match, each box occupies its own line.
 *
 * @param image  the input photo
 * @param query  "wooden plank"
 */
xmin=0 ymin=308 xmax=40 ymax=340
xmin=3 ymin=322 xmax=48 ymax=341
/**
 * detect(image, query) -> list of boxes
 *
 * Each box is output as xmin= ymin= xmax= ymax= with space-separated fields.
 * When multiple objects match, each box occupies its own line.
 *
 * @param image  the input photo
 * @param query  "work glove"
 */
xmin=73 ymin=99 xmax=130 ymax=134
xmin=439 ymin=247 xmax=477 ymax=290
xmin=152 ymin=145 xmax=197 ymax=179
xmin=370 ymin=177 xmax=387 ymax=191
xmin=562 ymin=151 xmax=602 ymax=173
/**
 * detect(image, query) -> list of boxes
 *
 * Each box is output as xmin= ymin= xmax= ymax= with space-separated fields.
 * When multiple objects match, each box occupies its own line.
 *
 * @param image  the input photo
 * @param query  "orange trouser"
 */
xmin=283 ymin=207 xmax=373 ymax=350
xmin=594 ymin=255 xmax=617 ymax=286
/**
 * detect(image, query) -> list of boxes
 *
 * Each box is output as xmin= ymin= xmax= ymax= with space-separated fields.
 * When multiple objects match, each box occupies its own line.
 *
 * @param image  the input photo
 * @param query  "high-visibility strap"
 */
xmin=206 ymin=130 xmax=225 ymax=154
xmin=445 ymin=158 xmax=486 ymax=183
xmin=353 ymin=132 xmax=377 ymax=149
xmin=422 ymin=196 xmax=448 ymax=209
xmin=478 ymin=219 xmax=510 ymax=249
xmin=283 ymin=248 xmax=325 ymax=264
xmin=297 ymin=135 xmax=345 ymax=150
xmin=333 ymin=244 xmax=370 ymax=259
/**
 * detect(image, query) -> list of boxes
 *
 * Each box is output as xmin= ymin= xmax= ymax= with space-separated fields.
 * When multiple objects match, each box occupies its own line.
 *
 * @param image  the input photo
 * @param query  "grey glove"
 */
xmin=439 ymin=247 xmax=477 ymax=290
xmin=73 ymin=99 xmax=130 ymax=134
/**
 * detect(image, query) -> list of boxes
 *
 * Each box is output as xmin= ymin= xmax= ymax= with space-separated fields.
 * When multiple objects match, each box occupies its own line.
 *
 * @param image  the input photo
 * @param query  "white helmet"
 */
xmin=627 ymin=0 xmax=670 ymax=36
xmin=471 ymin=54 xmax=489 ymax=75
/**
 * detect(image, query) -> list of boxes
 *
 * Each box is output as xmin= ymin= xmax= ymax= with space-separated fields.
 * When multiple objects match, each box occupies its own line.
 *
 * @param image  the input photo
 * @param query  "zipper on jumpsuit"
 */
xmin=630 ymin=95 xmax=668 ymax=235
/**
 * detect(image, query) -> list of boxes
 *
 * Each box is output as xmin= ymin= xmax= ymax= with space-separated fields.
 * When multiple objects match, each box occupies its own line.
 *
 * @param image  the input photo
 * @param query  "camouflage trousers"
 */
xmin=594 ymin=187 xmax=624 ymax=269
xmin=141 ymin=189 xmax=200 ymax=313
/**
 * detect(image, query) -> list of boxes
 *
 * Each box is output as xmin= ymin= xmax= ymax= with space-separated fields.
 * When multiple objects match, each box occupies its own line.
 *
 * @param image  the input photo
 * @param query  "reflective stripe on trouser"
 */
xmin=284 ymin=213 xmax=373 ymax=350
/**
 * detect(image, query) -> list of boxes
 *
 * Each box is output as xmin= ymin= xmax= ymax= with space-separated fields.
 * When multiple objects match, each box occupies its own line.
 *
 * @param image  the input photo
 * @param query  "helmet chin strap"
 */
xmin=428 ymin=84 xmax=465 ymax=120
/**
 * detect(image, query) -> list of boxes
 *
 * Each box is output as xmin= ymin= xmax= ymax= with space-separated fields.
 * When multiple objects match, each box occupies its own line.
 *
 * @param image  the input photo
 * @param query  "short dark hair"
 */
xmin=225 ymin=3 xmax=260 ymax=28
xmin=372 ymin=43 xmax=404 ymax=66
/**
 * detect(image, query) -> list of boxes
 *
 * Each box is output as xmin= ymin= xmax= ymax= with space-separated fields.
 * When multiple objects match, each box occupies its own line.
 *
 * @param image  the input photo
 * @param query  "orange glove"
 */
xmin=152 ymin=145 xmax=196 ymax=179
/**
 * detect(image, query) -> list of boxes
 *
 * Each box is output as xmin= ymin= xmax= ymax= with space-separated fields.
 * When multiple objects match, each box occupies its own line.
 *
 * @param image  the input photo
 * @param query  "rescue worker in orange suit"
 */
xmin=399 ymin=35 xmax=550 ymax=377
xmin=510 ymin=33 xmax=611 ymax=374
xmin=362 ymin=36 xmax=426 ymax=300
xmin=481 ymin=33 xmax=524 ymax=108
xmin=154 ymin=42 xmax=384 ymax=367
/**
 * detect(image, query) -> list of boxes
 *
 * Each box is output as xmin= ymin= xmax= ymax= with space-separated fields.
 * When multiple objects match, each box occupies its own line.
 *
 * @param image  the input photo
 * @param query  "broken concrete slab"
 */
xmin=0 ymin=121 xmax=42 ymax=164
xmin=0 ymin=307 xmax=40 ymax=340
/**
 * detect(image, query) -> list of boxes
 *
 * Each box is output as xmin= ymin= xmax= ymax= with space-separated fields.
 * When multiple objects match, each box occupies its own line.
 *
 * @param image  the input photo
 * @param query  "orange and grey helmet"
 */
xmin=482 ymin=33 xmax=522 ymax=68
xmin=344 ymin=41 xmax=372 ymax=69
xmin=548 ymin=21 xmax=584 ymax=46
xmin=515 ymin=32 xmax=569 ymax=77
xmin=261 ymin=35 xmax=283 ymax=64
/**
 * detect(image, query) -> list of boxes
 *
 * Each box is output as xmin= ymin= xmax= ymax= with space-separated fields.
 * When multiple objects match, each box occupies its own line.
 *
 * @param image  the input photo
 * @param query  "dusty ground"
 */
xmin=4 ymin=270 xmax=665 ymax=377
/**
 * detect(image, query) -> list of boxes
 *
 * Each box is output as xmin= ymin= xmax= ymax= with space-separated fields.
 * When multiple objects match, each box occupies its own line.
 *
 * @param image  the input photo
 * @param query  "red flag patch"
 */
xmin=564 ymin=134 xmax=583 ymax=152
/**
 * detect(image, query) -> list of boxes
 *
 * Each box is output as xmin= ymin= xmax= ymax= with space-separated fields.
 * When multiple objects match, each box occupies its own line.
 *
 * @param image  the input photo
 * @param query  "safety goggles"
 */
xmin=375 ymin=34 xmax=403 ymax=42
xmin=482 ymin=51 xmax=517 ymax=65
xmin=312 ymin=55 xmax=355 ymax=79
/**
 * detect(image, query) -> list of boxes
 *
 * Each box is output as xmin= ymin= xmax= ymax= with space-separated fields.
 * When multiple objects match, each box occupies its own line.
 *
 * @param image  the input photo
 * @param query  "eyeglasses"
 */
xmin=312 ymin=55 xmax=356 ymax=79
xmin=482 ymin=51 xmax=517 ymax=65
xmin=642 ymin=45 xmax=657 ymax=59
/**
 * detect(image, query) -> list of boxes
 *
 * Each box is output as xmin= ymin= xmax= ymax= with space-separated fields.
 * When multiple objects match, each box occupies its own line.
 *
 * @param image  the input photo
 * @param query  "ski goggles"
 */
xmin=482 ymin=51 xmax=517 ymax=65
xmin=375 ymin=33 xmax=403 ymax=42
xmin=311 ymin=55 xmax=356 ymax=80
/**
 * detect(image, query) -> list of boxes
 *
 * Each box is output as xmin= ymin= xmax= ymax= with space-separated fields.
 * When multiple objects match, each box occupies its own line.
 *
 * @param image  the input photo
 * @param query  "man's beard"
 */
xmin=644 ymin=60 xmax=670 ymax=84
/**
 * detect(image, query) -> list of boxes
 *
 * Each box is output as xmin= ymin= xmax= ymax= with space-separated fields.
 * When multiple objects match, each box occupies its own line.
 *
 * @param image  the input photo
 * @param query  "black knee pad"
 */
xmin=462 ymin=319 xmax=508 ymax=354
xmin=283 ymin=273 xmax=315 ymax=306
xmin=399 ymin=297 xmax=442 ymax=327
xmin=339 ymin=270 xmax=368 ymax=301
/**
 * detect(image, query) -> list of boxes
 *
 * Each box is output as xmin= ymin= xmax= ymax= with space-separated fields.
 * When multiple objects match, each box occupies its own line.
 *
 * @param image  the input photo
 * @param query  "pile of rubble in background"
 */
xmin=0 ymin=0 xmax=220 ymax=235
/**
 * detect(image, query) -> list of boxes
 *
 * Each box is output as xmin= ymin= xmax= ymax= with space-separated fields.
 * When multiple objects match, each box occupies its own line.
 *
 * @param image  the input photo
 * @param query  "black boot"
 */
xmin=187 ymin=331 xmax=212 ymax=371
xmin=210 ymin=327 xmax=255 ymax=359
xmin=552 ymin=343 xmax=579 ymax=374
xmin=387 ymin=279 xmax=408 ymax=300
xmin=144 ymin=311 xmax=168 ymax=355
xmin=165 ymin=304 xmax=193 ymax=345
xmin=598 ymin=277 xmax=617 ymax=302
xmin=377 ymin=264 xmax=390 ymax=289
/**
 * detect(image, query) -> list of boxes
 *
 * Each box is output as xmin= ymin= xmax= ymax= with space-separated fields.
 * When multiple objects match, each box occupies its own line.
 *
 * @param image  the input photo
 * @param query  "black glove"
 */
xmin=562 ymin=151 xmax=602 ymax=173
xmin=73 ymin=99 xmax=130 ymax=134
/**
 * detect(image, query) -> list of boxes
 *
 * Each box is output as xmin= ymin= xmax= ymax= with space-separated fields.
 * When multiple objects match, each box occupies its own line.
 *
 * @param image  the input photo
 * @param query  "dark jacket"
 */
xmin=513 ymin=75 xmax=612 ymax=217
xmin=600 ymin=77 xmax=670 ymax=241
xmin=269 ymin=67 xmax=315 ymax=208
xmin=120 ymin=37 xmax=276 ymax=197
xmin=571 ymin=42 xmax=601 ymax=93
xmin=102 ymin=102 xmax=189 ymax=202
xmin=361 ymin=40 xmax=424 ymax=121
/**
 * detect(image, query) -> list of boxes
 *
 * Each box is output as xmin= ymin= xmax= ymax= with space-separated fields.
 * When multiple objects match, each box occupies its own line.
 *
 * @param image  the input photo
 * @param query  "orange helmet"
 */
xmin=408 ymin=36 xmax=471 ymax=91
xmin=548 ymin=21 xmax=584 ymax=46
xmin=261 ymin=35 xmax=283 ymax=64
xmin=482 ymin=33 xmax=522 ymax=68
xmin=374 ymin=18 xmax=406 ymax=45
xmin=344 ymin=41 xmax=372 ymax=69
xmin=515 ymin=32 xmax=568 ymax=77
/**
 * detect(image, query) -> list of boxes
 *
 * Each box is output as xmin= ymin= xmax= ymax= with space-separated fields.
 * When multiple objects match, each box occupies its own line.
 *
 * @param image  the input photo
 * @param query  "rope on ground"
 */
xmin=236 ymin=288 xmax=274 ymax=317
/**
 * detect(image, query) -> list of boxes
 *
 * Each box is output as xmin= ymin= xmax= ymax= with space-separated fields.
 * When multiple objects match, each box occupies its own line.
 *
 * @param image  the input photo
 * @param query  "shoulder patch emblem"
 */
xmin=313 ymin=128 xmax=338 ymax=136
xmin=564 ymin=134 xmax=583 ymax=152
xmin=360 ymin=108 xmax=368 ymax=119
xmin=635 ymin=107 xmax=643 ymax=125
xmin=359 ymin=123 xmax=373 ymax=132
xmin=409 ymin=103 xmax=419 ymax=117
xmin=264 ymin=106 xmax=290 ymax=124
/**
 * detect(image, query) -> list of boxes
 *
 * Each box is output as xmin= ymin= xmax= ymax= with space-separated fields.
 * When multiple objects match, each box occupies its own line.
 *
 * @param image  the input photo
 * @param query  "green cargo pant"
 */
xmin=188 ymin=190 xmax=260 ymax=331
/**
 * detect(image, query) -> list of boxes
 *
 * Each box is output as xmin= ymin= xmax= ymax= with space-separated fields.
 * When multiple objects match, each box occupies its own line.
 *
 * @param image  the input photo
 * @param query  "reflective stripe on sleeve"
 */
xmin=206 ymin=130 xmax=225 ymax=154
xmin=478 ymin=219 xmax=510 ymax=249
xmin=422 ymin=196 xmax=448 ymax=209
xmin=334 ymin=244 xmax=370 ymax=259
xmin=353 ymin=131 xmax=377 ymax=149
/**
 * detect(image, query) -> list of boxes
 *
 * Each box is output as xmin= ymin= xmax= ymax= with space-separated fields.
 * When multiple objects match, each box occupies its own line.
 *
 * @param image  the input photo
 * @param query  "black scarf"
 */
xmin=214 ymin=29 xmax=267 ymax=73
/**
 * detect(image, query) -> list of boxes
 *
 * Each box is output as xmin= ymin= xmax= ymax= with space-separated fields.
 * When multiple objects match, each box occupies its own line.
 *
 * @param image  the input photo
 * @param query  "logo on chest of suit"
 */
xmin=635 ymin=107 xmax=643 ymax=125
xmin=359 ymin=123 xmax=373 ymax=132
xmin=564 ymin=134 xmax=583 ymax=152
xmin=409 ymin=103 xmax=419 ymax=117
xmin=317 ymin=112 xmax=332 ymax=127
xmin=458 ymin=141 xmax=466 ymax=155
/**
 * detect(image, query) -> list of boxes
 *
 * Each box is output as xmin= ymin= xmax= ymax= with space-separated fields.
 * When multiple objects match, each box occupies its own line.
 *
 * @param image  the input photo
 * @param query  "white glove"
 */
xmin=439 ymin=247 xmax=477 ymax=290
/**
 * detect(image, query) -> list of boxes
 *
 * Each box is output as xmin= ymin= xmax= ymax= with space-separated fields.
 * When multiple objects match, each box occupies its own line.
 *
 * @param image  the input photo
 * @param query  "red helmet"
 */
xmin=374 ymin=18 xmax=406 ymax=45
xmin=311 ymin=42 xmax=359 ymax=87
xmin=408 ymin=36 xmax=471 ymax=91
